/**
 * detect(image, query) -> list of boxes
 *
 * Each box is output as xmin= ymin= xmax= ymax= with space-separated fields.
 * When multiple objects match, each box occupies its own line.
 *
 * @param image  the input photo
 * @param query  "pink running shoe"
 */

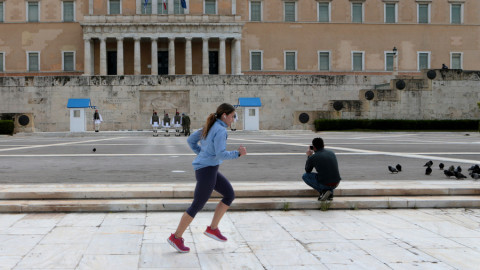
xmin=204 ymin=226 xmax=228 ymax=242
xmin=167 ymin=233 xmax=190 ymax=253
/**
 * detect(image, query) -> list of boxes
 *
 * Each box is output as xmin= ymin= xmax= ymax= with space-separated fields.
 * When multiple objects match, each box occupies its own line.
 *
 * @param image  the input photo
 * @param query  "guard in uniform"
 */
xmin=162 ymin=113 xmax=171 ymax=136
xmin=182 ymin=113 xmax=191 ymax=136
xmin=93 ymin=109 xmax=103 ymax=132
xmin=173 ymin=111 xmax=182 ymax=136
xmin=151 ymin=112 xmax=160 ymax=136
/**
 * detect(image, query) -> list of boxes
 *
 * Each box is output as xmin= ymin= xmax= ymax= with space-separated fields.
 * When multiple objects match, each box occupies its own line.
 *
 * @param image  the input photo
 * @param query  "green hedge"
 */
xmin=0 ymin=120 xmax=14 ymax=135
xmin=314 ymin=119 xmax=480 ymax=131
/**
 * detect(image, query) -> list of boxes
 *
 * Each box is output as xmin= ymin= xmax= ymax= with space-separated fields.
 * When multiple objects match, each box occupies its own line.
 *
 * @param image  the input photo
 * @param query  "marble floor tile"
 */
xmin=145 ymin=212 xmax=184 ymax=226
xmin=271 ymin=215 xmax=327 ymax=232
xmin=253 ymin=243 xmax=321 ymax=267
xmin=388 ymin=261 xmax=456 ymax=270
xmin=15 ymin=243 xmax=87 ymax=269
xmin=422 ymin=248 xmax=480 ymax=270
xmin=191 ymin=226 xmax=250 ymax=254
xmin=139 ymin=243 xmax=200 ymax=268
xmin=197 ymin=253 xmax=264 ymax=270
xmin=0 ymin=256 xmax=22 ymax=270
xmin=350 ymin=213 xmax=420 ymax=231
xmin=247 ymin=240 xmax=304 ymax=251
xmin=14 ymin=213 xmax=65 ymax=228
xmin=265 ymin=265 xmax=328 ymax=270
xmin=235 ymin=223 xmax=295 ymax=242
xmin=86 ymin=233 xmax=143 ymax=255
xmin=306 ymin=242 xmax=366 ymax=252
xmin=0 ymin=226 xmax=53 ymax=235
xmin=0 ymin=214 xmax=26 ymax=228
xmin=450 ymin=237 xmax=480 ymax=250
xmin=228 ymin=212 xmax=275 ymax=225
xmin=40 ymin=226 xmax=98 ymax=244
xmin=101 ymin=213 xmax=146 ymax=226
xmin=387 ymin=209 xmax=445 ymax=222
xmin=0 ymin=235 xmax=43 ymax=256
xmin=325 ymin=221 xmax=390 ymax=240
xmin=57 ymin=213 xmax=106 ymax=227
xmin=97 ymin=225 xmax=145 ymax=234
xmin=289 ymin=229 xmax=349 ymax=244
xmin=306 ymin=210 xmax=357 ymax=223
xmin=414 ymin=221 xmax=480 ymax=238
xmin=313 ymin=249 xmax=391 ymax=270
xmin=77 ymin=255 xmax=140 ymax=270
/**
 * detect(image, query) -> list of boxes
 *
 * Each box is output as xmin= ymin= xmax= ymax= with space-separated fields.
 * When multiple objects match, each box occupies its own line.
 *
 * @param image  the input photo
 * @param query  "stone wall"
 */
xmin=0 ymin=71 xmax=479 ymax=132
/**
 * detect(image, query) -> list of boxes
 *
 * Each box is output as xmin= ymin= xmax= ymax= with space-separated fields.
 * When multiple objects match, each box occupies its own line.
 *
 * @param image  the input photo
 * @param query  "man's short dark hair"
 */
xmin=312 ymin=137 xmax=324 ymax=150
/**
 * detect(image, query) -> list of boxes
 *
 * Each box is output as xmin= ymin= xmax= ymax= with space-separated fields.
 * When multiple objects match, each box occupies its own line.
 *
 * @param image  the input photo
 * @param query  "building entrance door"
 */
xmin=70 ymin=108 xmax=86 ymax=132
xmin=107 ymin=51 xmax=117 ymax=75
xmin=209 ymin=51 xmax=218 ymax=74
xmin=158 ymin=51 xmax=168 ymax=74
xmin=243 ymin=107 xmax=259 ymax=130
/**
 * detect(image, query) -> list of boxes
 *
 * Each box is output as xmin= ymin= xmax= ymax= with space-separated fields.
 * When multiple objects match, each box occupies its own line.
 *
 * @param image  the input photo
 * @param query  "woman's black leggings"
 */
xmin=186 ymin=165 xmax=235 ymax=218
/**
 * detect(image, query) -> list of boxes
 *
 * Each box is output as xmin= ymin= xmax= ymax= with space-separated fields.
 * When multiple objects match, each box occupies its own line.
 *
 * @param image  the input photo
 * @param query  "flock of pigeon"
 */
xmin=388 ymin=161 xmax=480 ymax=180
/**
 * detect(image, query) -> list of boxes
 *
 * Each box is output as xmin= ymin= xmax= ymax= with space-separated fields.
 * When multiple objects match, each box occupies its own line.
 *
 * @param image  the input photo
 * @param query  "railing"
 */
xmin=82 ymin=15 xmax=243 ymax=24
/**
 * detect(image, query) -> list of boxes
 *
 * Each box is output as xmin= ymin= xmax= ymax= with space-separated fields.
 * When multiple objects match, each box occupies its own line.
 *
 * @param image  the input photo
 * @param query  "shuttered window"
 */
xmin=353 ymin=52 xmax=363 ymax=71
xmin=386 ymin=53 xmax=394 ymax=71
xmin=63 ymin=52 xmax=74 ymax=71
xmin=451 ymin=4 xmax=461 ymax=24
xmin=205 ymin=0 xmax=216 ymax=14
xmin=63 ymin=1 xmax=74 ymax=22
xmin=352 ymin=3 xmax=362 ymax=23
xmin=451 ymin=53 xmax=462 ymax=69
xmin=251 ymin=52 xmax=262 ymax=71
xmin=250 ymin=1 xmax=261 ymax=21
xmin=418 ymin=4 xmax=428 ymax=24
xmin=0 ymin=2 xmax=4 ymax=23
xmin=28 ymin=2 xmax=39 ymax=22
xmin=28 ymin=52 xmax=39 ymax=72
xmin=385 ymin=3 xmax=396 ymax=23
xmin=418 ymin=53 xmax=429 ymax=70
xmin=141 ymin=1 xmax=152 ymax=14
xmin=284 ymin=2 xmax=295 ymax=22
xmin=174 ymin=0 xmax=184 ymax=14
xmin=319 ymin=52 xmax=329 ymax=71
xmin=285 ymin=52 xmax=296 ymax=70
xmin=109 ymin=0 xmax=121 ymax=15
xmin=0 ymin=53 xmax=4 ymax=72
xmin=318 ymin=2 xmax=329 ymax=22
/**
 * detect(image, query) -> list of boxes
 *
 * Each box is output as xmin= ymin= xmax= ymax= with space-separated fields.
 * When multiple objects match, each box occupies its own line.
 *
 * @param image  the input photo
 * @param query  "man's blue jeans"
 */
xmin=302 ymin=172 xmax=333 ymax=194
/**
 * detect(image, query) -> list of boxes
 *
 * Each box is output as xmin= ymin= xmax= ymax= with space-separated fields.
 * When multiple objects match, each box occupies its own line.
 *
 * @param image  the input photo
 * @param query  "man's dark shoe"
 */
xmin=318 ymin=190 xmax=332 ymax=201
xmin=327 ymin=192 xmax=334 ymax=201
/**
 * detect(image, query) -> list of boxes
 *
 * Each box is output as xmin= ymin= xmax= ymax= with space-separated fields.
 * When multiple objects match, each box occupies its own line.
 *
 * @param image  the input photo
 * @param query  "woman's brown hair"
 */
xmin=201 ymin=103 xmax=235 ymax=139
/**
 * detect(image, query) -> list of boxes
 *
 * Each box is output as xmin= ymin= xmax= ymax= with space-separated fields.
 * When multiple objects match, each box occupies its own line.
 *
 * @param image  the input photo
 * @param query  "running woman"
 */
xmin=168 ymin=103 xmax=247 ymax=253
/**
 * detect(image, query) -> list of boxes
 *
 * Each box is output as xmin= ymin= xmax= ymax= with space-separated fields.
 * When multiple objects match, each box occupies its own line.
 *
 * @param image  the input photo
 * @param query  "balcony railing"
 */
xmin=82 ymin=15 xmax=243 ymax=25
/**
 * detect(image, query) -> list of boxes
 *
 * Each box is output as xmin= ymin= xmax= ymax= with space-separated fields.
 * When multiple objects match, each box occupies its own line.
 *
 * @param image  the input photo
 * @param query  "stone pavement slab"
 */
xmin=1 ymin=209 xmax=480 ymax=269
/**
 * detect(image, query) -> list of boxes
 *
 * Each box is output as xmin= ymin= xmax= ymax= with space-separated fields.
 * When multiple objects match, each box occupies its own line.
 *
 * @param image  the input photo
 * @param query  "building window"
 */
xmin=285 ymin=51 xmax=296 ymax=71
xmin=352 ymin=51 xmax=364 ymax=71
xmin=385 ymin=52 xmax=395 ymax=71
xmin=63 ymin=51 xmax=75 ymax=71
xmin=159 ymin=1 xmax=168 ymax=14
xmin=418 ymin=52 xmax=430 ymax=70
xmin=250 ymin=1 xmax=262 ymax=22
xmin=249 ymin=109 xmax=256 ymax=116
xmin=352 ymin=2 xmax=363 ymax=23
xmin=318 ymin=2 xmax=330 ymax=22
xmin=174 ymin=0 xmax=184 ymax=14
xmin=27 ymin=2 xmax=40 ymax=22
xmin=284 ymin=2 xmax=296 ymax=22
xmin=451 ymin=52 xmax=462 ymax=69
xmin=0 ymin=2 xmax=4 ymax=23
xmin=205 ymin=0 xmax=216 ymax=15
xmin=28 ymin=52 xmax=40 ymax=72
xmin=418 ymin=3 xmax=430 ymax=24
xmin=318 ymin=51 xmax=330 ymax=71
xmin=109 ymin=0 xmax=121 ymax=15
xmin=141 ymin=0 xmax=152 ymax=14
xmin=385 ymin=3 xmax=396 ymax=23
xmin=450 ymin=3 xmax=462 ymax=24
xmin=63 ymin=1 xmax=75 ymax=22
xmin=250 ymin=51 xmax=262 ymax=71
xmin=0 ymin=52 xmax=4 ymax=72
xmin=73 ymin=110 xmax=80 ymax=118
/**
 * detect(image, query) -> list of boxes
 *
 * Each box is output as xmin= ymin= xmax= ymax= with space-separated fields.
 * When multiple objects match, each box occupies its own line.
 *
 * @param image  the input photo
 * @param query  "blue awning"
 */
xmin=67 ymin=99 xmax=91 ymax=108
xmin=238 ymin=97 xmax=261 ymax=107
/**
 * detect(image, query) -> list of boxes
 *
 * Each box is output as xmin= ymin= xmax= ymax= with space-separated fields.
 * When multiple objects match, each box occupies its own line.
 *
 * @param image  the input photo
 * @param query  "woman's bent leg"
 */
xmin=210 ymin=171 xmax=235 ymax=229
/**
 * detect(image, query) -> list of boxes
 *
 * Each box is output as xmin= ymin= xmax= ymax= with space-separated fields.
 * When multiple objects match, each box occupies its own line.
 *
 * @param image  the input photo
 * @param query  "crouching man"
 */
xmin=303 ymin=137 xmax=341 ymax=201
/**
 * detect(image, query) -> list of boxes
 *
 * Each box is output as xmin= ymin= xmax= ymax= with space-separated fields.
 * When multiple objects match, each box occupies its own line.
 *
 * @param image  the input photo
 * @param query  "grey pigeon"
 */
xmin=444 ymin=170 xmax=454 ymax=178
xmin=455 ymin=166 xmax=462 ymax=173
xmin=388 ymin=166 xmax=399 ymax=174
xmin=396 ymin=164 xmax=402 ymax=172
xmin=439 ymin=163 xmax=444 ymax=170
xmin=424 ymin=160 xmax=433 ymax=167
xmin=92 ymin=148 xmax=96 ymax=153
xmin=454 ymin=171 xmax=467 ymax=179
xmin=448 ymin=165 xmax=455 ymax=172
xmin=425 ymin=167 xmax=432 ymax=175
xmin=472 ymin=173 xmax=480 ymax=180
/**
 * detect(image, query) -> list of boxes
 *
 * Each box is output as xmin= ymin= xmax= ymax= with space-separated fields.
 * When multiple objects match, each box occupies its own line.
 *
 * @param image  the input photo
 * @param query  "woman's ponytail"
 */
xmin=201 ymin=113 xmax=218 ymax=139
xmin=201 ymin=103 xmax=235 ymax=139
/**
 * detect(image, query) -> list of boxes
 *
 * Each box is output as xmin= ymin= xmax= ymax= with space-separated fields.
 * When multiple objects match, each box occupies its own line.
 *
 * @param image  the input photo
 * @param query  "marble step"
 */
xmin=0 ymin=181 xmax=479 ymax=200
xmin=1 ymin=195 xmax=479 ymax=213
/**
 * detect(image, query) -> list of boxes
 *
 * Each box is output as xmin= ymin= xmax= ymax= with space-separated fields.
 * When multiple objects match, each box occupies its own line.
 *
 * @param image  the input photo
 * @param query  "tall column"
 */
xmin=134 ymin=37 xmax=141 ymax=75
xmin=168 ymin=0 xmax=174 ymax=14
xmin=185 ymin=37 xmax=192 ymax=75
xmin=219 ymin=37 xmax=226 ymax=75
xmin=202 ymin=38 xmax=209 ymax=75
xmin=83 ymin=38 xmax=91 ymax=75
xmin=231 ymin=39 xmax=235 ymax=74
xmin=152 ymin=0 xmax=158 ymax=14
xmin=99 ymin=37 xmax=107 ymax=75
xmin=151 ymin=38 xmax=158 ymax=75
xmin=168 ymin=37 xmax=175 ymax=75
xmin=234 ymin=38 xmax=242 ymax=75
xmin=232 ymin=0 xmax=236 ymax=15
xmin=117 ymin=37 xmax=124 ymax=75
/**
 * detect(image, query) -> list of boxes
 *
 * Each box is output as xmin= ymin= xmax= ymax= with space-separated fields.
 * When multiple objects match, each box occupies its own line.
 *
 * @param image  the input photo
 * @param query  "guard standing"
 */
xmin=93 ymin=109 xmax=103 ymax=132
xmin=162 ymin=113 xmax=171 ymax=136
xmin=182 ymin=113 xmax=191 ymax=136
xmin=151 ymin=112 xmax=160 ymax=137
xmin=173 ymin=111 xmax=182 ymax=136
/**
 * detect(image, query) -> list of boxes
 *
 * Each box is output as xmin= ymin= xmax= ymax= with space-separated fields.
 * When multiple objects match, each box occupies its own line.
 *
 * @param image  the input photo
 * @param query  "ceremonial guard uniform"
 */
xmin=162 ymin=113 xmax=171 ymax=136
xmin=182 ymin=113 xmax=191 ymax=136
xmin=93 ymin=110 xmax=103 ymax=132
xmin=173 ymin=112 xmax=182 ymax=136
xmin=151 ymin=112 xmax=160 ymax=136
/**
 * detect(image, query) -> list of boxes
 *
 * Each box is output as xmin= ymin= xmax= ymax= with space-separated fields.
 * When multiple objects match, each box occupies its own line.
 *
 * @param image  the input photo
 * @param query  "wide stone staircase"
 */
xmin=0 ymin=180 xmax=479 ymax=212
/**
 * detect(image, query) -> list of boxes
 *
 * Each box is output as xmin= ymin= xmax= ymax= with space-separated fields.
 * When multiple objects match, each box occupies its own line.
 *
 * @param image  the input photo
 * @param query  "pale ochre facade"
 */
xmin=0 ymin=0 xmax=479 ymax=75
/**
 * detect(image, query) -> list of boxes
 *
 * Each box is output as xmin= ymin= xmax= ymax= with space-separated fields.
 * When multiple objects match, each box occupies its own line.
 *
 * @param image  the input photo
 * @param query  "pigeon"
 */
xmin=455 ymin=166 xmax=462 ymax=173
xmin=425 ymin=167 xmax=432 ymax=175
xmin=396 ymin=164 xmax=402 ymax=172
xmin=472 ymin=173 xmax=480 ymax=180
xmin=439 ymin=163 xmax=444 ymax=170
xmin=454 ymin=171 xmax=467 ymax=180
xmin=448 ymin=165 xmax=455 ymax=172
xmin=444 ymin=170 xmax=455 ymax=178
xmin=388 ymin=166 xmax=399 ymax=174
xmin=424 ymin=160 xmax=433 ymax=167
xmin=92 ymin=148 xmax=96 ymax=153
xmin=468 ymin=165 xmax=480 ymax=174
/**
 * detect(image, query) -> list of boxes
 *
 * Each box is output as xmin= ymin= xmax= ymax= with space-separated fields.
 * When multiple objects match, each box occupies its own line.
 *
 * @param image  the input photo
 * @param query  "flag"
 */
xmin=163 ymin=0 xmax=167 ymax=10
xmin=181 ymin=0 xmax=187 ymax=9
xmin=144 ymin=0 xmax=149 ymax=11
